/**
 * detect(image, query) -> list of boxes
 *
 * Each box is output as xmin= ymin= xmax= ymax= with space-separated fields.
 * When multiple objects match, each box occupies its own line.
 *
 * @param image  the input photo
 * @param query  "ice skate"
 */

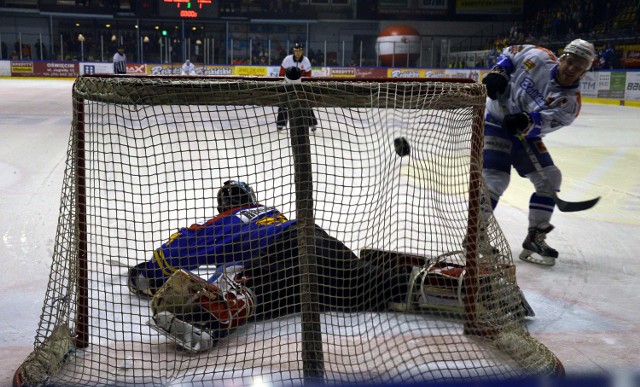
xmin=463 ymin=227 xmax=499 ymax=257
xmin=519 ymin=289 xmax=535 ymax=317
xmin=477 ymin=229 xmax=499 ymax=256
xmin=128 ymin=263 xmax=155 ymax=297
xmin=149 ymin=311 xmax=213 ymax=353
xmin=519 ymin=224 xmax=558 ymax=266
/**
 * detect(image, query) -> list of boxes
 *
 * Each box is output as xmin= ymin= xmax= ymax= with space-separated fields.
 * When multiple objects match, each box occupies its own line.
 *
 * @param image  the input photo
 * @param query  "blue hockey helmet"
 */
xmin=217 ymin=180 xmax=257 ymax=213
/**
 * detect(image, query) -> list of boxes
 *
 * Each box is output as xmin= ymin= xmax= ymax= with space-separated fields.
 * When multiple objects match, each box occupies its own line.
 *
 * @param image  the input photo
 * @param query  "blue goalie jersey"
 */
xmin=141 ymin=204 xmax=296 ymax=284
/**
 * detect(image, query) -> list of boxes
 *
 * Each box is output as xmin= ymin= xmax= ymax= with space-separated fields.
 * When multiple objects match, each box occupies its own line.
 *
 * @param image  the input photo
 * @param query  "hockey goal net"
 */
xmin=14 ymin=75 xmax=561 ymax=386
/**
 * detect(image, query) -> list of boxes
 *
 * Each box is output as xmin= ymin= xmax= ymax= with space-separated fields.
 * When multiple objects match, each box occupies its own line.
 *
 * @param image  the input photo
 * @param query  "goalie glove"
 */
xmin=482 ymin=66 xmax=509 ymax=100
xmin=284 ymin=66 xmax=302 ymax=83
xmin=502 ymin=112 xmax=534 ymax=136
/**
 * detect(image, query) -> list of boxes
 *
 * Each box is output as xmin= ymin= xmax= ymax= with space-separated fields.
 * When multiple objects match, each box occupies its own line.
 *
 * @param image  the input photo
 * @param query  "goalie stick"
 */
xmin=516 ymin=133 xmax=599 ymax=212
xmin=106 ymin=259 xmax=128 ymax=268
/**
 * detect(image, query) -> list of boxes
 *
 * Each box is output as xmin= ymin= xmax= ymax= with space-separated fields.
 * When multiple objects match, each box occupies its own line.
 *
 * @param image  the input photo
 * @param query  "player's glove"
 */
xmin=285 ymin=66 xmax=302 ymax=82
xmin=482 ymin=66 xmax=509 ymax=100
xmin=502 ymin=112 xmax=534 ymax=136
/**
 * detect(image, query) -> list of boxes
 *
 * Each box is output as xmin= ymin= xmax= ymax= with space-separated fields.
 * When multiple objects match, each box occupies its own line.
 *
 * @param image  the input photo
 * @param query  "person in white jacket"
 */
xmin=181 ymin=59 xmax=196 ymax=75
xmin=480 ymin=39 xmax=595 ymax=266
xmin=276 ymin=43 xmax=317 ymax=131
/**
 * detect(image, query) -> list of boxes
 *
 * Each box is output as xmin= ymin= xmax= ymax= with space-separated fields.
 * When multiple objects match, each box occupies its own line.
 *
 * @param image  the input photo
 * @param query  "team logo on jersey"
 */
xmin=524 ymin=59 xmax=535 ymax=71
xmin=255 ymin=213 xmax=288 ymax=226
xmin=520 ymin=77 xmax=545 ymax=106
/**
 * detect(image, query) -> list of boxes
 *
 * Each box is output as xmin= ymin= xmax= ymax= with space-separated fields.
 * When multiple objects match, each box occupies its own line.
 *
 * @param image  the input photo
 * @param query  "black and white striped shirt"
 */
xmin=113 ymin=52 xmax=126 ymax=74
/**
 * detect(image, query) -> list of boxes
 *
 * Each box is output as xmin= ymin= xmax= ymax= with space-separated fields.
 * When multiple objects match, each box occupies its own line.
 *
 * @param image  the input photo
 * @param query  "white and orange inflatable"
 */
xmin=376 ymin=25 xmax=421 ymax=67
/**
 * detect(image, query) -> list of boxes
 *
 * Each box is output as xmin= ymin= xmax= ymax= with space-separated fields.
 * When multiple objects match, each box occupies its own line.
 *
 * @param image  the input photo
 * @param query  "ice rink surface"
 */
xmin=0 ymin=78 xmax=639 ymax=386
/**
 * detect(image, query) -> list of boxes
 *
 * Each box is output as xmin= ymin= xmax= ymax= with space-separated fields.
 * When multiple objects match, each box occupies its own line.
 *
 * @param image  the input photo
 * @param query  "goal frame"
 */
xmin=70 ymin=75 xmax=486 ymax=380
xmin=15 ymin=75 xmax=557 ymax=387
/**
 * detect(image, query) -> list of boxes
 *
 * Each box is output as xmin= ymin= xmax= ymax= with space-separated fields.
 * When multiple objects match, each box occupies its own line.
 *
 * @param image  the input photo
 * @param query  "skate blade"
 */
xmin=388 ymin=300 xmax=465 ymax=316
xmin=147 ymin=313 xmax=212 ymax=353
xmin=519 ymin=289 xmax=536 ymax=317
xmin=519 ymin=249 xmax=556 ymax=266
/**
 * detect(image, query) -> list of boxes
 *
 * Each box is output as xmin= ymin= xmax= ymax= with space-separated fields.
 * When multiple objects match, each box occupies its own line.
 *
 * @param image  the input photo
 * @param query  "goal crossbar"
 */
xmin=74 ymin=75 xmax=482 ymax=108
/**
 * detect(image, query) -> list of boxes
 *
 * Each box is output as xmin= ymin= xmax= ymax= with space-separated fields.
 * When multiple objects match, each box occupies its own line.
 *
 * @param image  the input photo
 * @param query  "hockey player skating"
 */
xmin=128 ymin=180 xmax=533 ymax=352
xmin=481 ymin=39 xmax=596 ymax=266
xmin=276 ymin=42 xmax=318 ymax=131
xmin=181 ymin=59 xmax=196 ymax=75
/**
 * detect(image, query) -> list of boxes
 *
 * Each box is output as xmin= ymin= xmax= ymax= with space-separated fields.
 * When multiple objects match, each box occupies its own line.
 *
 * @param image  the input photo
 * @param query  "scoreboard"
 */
xmin=158 ymin=0 xmax=219 ymax=19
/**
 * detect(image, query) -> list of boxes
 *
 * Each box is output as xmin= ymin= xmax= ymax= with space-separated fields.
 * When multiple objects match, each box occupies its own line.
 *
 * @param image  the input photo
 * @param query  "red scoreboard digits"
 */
xmin=158 ymin=0 xmax=218 ymax=19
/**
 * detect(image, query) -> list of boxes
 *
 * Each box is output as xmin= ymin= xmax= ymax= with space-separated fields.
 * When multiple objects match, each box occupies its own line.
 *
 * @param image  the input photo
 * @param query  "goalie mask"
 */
xmin=217 ymin=180 xmax=257 ymax=213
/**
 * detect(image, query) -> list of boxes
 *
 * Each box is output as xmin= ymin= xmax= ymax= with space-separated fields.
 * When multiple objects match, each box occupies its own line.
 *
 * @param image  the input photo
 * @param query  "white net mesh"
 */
xmin=15 ymin=76 xmax=561 ymax=386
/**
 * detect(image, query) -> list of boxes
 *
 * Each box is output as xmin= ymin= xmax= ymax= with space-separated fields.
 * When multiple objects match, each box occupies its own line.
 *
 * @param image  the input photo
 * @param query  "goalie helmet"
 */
xmin=562 ymin=39 xmax=595 ymax=69
xmin=292 ymin=42 xmax=304 ymax=62
xmin=217 ymin=180 xmax=257 ymax=213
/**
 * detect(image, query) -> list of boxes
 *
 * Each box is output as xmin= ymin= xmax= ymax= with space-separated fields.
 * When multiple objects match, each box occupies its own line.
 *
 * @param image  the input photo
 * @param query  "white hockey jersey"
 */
xmin=279 ymin=54 xmax=312 ymax=77
xmin=181 ymin=61 xmax=196 ymax=75
xmin=486 ymin=45 xmax=583 ymax=137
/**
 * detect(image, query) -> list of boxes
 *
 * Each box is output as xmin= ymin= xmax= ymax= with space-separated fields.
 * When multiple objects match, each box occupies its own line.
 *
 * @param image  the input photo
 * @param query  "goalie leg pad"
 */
xmin=388 ymin=262 xmax=467 ymax=313
xmin=151 ymin=269 xmax=256 ymax=351
xmin=388 ymin=256 xmax=534 ymax=318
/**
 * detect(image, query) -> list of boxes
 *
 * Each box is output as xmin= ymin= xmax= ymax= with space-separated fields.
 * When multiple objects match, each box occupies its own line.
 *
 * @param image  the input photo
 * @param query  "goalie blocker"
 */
xmin=150 ymin=247 xmax=533 ymax=352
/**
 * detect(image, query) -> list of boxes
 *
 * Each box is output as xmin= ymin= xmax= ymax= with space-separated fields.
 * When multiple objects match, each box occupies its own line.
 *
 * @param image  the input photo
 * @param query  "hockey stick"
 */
xmin=516 ymin=133 xmax=599 ymax=212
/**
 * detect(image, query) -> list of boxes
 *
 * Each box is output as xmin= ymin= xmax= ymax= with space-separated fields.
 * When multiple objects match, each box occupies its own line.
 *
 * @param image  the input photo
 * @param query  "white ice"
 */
xmin=1 ymin=79 xmax=639 ymax=386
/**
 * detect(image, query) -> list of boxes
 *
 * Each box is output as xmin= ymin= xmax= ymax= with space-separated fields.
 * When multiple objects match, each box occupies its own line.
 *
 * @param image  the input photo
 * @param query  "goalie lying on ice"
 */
xmin=129 ymin=180 xmax=533 ymax=352
xmin=128 ymin=179 xmax=407 ymax=303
